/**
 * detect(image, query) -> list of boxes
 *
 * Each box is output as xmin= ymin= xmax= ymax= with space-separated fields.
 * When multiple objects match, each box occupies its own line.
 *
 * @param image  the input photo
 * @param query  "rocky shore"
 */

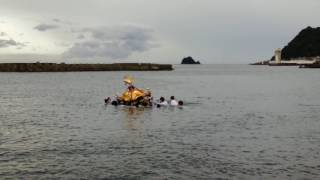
xmin=0 ymin=63 xmax=173 ymax=72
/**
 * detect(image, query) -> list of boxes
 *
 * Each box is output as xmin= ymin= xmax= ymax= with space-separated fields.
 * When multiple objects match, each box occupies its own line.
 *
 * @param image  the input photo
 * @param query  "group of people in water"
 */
xmin=156 ymin=96 xmax=183 ymax=108
xmin=104 ymin=75 xmax=183 ymax=108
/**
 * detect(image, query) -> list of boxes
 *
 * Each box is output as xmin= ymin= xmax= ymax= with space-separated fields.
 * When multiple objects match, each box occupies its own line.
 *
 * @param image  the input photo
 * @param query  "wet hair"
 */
xmin=142 ymin=101 xmax=148 ymax=107
xmin=111 ymin=100 xmax=118 ymax=106
xmin=160 ymin=97 xmax=165 ymax=102
xmin=128 ymin=85 xmax=134 ymax=90
xmin=104 ymin=97 xmax=111 ymax=104
xmin=170 ymin=96 xmax=175 ymax=100
xmin=178 ymin=100 xmax=183 ymax=106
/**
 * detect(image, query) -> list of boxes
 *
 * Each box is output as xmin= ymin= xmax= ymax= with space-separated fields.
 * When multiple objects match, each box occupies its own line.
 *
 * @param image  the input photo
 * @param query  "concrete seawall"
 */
xmin=0 ymin=63 xmax=173 ymax=72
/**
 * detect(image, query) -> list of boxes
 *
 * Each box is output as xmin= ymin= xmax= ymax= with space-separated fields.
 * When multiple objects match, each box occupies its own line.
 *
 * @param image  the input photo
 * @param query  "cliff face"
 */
xmin=272 ymin=26 xmax=320 ymax=60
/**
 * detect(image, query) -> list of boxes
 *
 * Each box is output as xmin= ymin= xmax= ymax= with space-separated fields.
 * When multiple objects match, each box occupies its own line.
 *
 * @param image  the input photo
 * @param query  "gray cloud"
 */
xmin=52 ymin=18 xmax=72 ymax=25
xmin=34 ymin=23 xmax=59 ymax=31
xmin=77 ymin=34 xmax=85 ymax=39
xmin=0 ymin=38 xmax=25 ymax=48
xmin=63 ymin=25 xmax=157 ymax=59
xmin=55 ymin=42 xmax=71 ymax=47
xmin=0 ymin=32 xmax=7 ymax=36
xmin=52 ymin=18 xmax=61 ymax=22
xmin=2 ymin=0 xmax=320 ymax=63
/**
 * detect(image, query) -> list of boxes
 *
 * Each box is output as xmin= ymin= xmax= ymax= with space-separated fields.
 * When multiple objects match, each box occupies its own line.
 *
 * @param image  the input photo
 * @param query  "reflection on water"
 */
xmin=122 ymin=107 xmax=145 ymax=130
xmin=1 ymin=65 xmax=320 ymax=179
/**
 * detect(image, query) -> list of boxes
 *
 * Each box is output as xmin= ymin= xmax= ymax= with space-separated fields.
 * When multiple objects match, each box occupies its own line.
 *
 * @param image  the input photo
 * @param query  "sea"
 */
xmin=0 ymin=65 xmax=320 ymax=179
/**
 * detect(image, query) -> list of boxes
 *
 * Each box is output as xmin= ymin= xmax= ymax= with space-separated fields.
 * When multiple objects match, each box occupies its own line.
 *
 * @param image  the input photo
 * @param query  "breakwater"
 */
xmin=299 ymin=60 xmax=320 ymax=68
xmin=0 ymin=63 xmax=173 ymax=72
xmin=251 ymin=60 xmax=319 ymax=67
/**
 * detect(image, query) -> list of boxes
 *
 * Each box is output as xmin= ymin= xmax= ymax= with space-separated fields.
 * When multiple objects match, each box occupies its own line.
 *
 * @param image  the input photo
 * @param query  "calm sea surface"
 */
xmin=1 ymin=65 xmax=320 ymax=179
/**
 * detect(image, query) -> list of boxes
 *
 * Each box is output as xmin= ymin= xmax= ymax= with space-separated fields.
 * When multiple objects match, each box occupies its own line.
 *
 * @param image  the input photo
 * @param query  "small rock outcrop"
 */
xmin=181 ymin=56 xmax=201 ymax=64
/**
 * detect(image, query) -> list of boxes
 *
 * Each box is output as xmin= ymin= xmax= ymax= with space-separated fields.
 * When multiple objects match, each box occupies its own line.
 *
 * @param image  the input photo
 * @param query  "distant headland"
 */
xmin=181 ymin=56 xmax=201 ymax=64
xmin=0 ymin=63 xmax=173 ymax=72
xmin=252 ymin=26 xmax=320 ymax=68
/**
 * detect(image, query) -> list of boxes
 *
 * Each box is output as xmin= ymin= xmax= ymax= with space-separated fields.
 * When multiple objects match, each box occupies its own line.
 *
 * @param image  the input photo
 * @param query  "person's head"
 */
xmin=111 ymin=100 xmax=118 ymax=106
xmin=145 ymin=88 xmax=151 ymax=96
xmin=142 ymin=101 xmax=148 ymax=107
xmin=160 ymin=97 xmax=165 ymax=102
xmin=170 ymin=96 xmax=175 ymax=100
xmin=178 ymin=100 xmax=183 ymax=106
xmin=105 ymin=97 xmax=111 ymax=104
xmin=128 ymin=85 xmax=135 ymax=91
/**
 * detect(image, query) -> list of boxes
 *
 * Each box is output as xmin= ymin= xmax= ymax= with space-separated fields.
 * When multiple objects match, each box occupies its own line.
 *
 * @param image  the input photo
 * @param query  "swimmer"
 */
xmin=158 ymin=97 xmax=168 ymax=106
xmin=169 ymin=96 xmax=178 ymax=106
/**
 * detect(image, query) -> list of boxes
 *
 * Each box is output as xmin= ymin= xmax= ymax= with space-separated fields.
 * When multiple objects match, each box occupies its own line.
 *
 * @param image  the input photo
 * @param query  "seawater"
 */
xmin=0 ymin=65 xmax=320 ymax=179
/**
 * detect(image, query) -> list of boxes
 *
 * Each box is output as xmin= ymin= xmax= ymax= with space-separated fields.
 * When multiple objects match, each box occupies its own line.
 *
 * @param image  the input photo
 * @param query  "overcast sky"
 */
xmin=0 ymin=0 xmax=319 ymax=64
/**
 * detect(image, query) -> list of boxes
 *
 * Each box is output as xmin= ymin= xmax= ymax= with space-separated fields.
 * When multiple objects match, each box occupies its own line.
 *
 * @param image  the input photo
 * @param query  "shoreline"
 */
xmin=250 ymin=59 xmax=320 ymax=68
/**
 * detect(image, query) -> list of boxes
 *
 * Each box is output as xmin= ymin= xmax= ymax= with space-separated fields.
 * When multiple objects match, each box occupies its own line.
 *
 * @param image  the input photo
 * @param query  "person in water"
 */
xmin=116 ymin=76 xmax=148 ymax=106
xmin=141 ymin=88 xmax=153 ymax=107
xmin=104 ymin=97 xmax=111 ymax=104
xmin=169 ymin=96 xmax=178 ymax=106
xmin=158 ymin=96 xmax=168 ymax=106
xmin=156 ymin=97 xmax=184 ymax=108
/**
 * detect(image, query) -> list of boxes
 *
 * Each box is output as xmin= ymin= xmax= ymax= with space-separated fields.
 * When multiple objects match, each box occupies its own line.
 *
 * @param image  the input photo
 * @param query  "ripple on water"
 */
xmin=1 ymin=66 xmax=320 ymax=179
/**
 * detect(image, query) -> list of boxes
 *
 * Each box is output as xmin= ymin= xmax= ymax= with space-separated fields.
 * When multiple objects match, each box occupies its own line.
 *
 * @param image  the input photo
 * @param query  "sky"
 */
xmin=0 ymin=0 xmax=319 ymax=64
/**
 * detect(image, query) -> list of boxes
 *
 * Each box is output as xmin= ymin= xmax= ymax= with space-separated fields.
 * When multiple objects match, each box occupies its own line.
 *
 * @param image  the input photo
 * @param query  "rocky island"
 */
xmin=181 ymin=56 xmax=201 ymax=64
xmin=0 ymin=63 xmax=173 ymax=72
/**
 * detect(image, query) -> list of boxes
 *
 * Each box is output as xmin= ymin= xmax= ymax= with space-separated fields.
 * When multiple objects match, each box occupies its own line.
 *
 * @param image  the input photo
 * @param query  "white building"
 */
xmin=275 ymin=48 xmax=282 ymax=64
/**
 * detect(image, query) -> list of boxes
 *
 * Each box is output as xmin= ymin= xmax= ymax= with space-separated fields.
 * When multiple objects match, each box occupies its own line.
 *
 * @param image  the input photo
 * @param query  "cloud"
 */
xmin=34 ymin=23 xmax=59 ymax=31
xmin=0 ymin=38 xmax=26 ymax=48
xmin=77 ymin=34 xmax=85 ymax=39
xmin=52 ymin=18 xmax=72 ymax=25
xmin=55 ymin=42 xmax=71 ymax=47
xmin=52 ymin=18 xmax=61 ymax=22
xmin=63 ymin=25 xmax=157 ymax=59
xmin=0 ymin=32 xmax=7 ymax=36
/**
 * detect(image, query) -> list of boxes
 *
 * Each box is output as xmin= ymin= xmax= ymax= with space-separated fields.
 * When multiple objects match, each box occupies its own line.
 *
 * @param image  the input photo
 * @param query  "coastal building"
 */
xmin=275 ymin=48 xmax=282 ymax=64
xmin=269 ymin=48 xmax=315 ymax=66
